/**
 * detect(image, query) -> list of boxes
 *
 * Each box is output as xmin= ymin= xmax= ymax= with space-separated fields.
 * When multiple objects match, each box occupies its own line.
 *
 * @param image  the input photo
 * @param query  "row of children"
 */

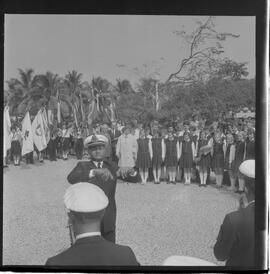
xmin=132 ymin=124 xmax=255 ymax=192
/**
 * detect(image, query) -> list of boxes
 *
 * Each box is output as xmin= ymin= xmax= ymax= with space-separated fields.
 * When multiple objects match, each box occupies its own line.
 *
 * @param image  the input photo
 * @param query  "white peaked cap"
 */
xmin=162 ymin=255 xmax=216 ymax=266
xmin=239 ymin=159 xmax=255 ymax=179
xmin=64 ymin=183 xmax=109 ymax=212
xmin=84 ymin=134 xmax=109 ymax=148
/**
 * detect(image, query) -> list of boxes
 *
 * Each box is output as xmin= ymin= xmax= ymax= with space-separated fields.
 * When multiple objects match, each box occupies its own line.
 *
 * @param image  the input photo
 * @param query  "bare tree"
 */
xmin=166 ymin=16 xmax=240 ymax=84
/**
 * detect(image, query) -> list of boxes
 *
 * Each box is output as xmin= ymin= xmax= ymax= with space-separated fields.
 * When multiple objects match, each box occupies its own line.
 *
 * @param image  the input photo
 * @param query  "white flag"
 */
xmin=21 ymin=111 xmax=34 ymax=156
xmin=3 ymin=106 xmax=11 ymax=158
xmin=32 ymin=109 xmax=47 ymax=152
xmin=41 ymin=108 xmax=50 ymax=144
xmin=48 ymin=109 xmax=54 ymax=125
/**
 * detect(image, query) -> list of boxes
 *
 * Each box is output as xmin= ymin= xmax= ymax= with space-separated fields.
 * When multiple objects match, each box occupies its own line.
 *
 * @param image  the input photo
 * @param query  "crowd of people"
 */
xmin=6 ymin=111 xmax=255 ymax=194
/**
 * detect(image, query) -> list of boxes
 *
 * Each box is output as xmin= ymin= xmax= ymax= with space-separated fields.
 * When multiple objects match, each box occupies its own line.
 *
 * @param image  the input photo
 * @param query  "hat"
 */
xmin=162 ymin=256 xmax=216 ymax=266
xmin=64 ymin=183 xmax=109 ymax=213
xmin=239 ymin=160 xmax=255 ymax=178
xmin=84 ymin=134 xmax=108 ymax=148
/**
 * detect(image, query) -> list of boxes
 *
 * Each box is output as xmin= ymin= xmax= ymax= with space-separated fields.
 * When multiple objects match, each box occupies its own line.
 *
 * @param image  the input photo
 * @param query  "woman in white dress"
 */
xmin=116 ymin=126 xmax=138 ymax=172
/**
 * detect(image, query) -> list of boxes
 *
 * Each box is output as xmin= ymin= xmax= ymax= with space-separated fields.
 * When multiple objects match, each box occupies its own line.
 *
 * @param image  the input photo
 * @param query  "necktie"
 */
xmin=97 ymin=162 xmax=101 ymax=169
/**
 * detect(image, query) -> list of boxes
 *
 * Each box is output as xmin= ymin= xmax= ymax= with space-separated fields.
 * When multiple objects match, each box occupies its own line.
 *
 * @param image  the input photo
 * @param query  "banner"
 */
xmin=32 ymin=109 xmax=47 ymax=152
xmin=47 ymin=109 xmax=54 ymax=125
xmin=41 ymin=108 xmax=50 ymax=144
xmin=21 ymin=111 xmax=34 ymax=155
xmin=57 ymin=90 xmax=61 ymax=124
xmin=73 ymin=105 xmax=78 ymax=127
xmin=87 ymin=99 xmax=96 ymax=125
xmin=3 ymin=106 xmax=11 ymax=158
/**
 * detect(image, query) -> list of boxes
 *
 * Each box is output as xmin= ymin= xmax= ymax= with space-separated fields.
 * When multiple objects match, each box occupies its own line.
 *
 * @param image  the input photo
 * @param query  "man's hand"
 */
xmin=92 ymin=168 xmax=114 ymax=181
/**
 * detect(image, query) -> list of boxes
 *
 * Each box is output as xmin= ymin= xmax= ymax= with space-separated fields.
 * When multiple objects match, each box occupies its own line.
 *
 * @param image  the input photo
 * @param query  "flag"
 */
xmin=79 ymin=92 xmax=85 ymax=122
xmin=155 ymin=82 xmax=160 ymax=111
xmin=3 ymin=106 xmax=11 ymax=158
xmin=57 ymin=90 xmax=61 ymax=124
xmin=47 ymin=109 xmax=54 ymax=125
xmin=41 ymin=108 xmax=50 ymax=144
xmin=32 ymin=109 xmax=47 ymax=152
xmin=109 ymin=102 xmax=116 ymax=122
xmin=73 ymin=105 xmax=78 ymax=127
xmin=21 ymin=111 xmax=34 ymax=155
xmin=87 ymin=99 xmax=97 ymax=125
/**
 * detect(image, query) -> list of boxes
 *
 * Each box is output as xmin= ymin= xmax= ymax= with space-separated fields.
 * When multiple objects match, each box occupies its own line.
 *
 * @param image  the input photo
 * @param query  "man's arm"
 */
xmin=214 ymin=215 xmax=236 ymax=261
xmin=67 ymin=162 xmax=90 ymax=184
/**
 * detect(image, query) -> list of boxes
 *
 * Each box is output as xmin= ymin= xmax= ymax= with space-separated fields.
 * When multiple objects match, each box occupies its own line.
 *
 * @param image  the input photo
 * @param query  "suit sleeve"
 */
xmin=214 ymin=215 xmax=236 ymax=261
xmin=125 ymin=247 xmax=140 ymax=266
xmin=67 ymin=162 xmax=90 ymax=184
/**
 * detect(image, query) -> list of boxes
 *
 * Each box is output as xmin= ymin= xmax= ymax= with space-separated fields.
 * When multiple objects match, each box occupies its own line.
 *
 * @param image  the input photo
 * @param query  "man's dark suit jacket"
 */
xmin=67 ymin=160 xmax=118 ymax=239
xmin=109 ymin=129 xmax=122 ymax=146
xmin=214 ymin=202 xmax=254 ymax=267
xmin=45 ymin=236 xmax=139 ymax=266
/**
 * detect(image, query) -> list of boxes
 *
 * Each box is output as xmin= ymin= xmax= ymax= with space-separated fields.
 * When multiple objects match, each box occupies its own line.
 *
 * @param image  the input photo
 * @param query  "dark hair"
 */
xmin=70 ymin=210 xmax=105 ymax=224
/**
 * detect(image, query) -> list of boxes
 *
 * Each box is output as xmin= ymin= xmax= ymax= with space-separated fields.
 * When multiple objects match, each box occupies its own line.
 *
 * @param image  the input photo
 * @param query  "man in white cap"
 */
xmin=45 ymin=183 xmax=139 ymax=266
xmin=67 ymin=134 xmax=120 ymax=243
xmin=214 ymin=159 xmax=255 ymax=267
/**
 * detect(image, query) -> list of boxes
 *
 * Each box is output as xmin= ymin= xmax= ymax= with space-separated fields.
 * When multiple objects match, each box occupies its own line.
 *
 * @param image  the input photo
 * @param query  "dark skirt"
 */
xmin=75 ymin=138 xmax=84 ymax=159
xmin=62 ymin=137 xmax=70 ymax=151
xmin=198 ymin=153 xmax=211 ymax=169
xmin=11 ymin=140 xmax=21 ymax=156
xmin=179 ymin=153 xmax=193 ymax=168
xmin=136 ymin=151 xmax=152 ymax=169
xmin=232 ymin=159 xmax=243 ymax=174
xmin=152 ymin=151 xmax=162 ymax=168
xmin=212 ymin=152 xmax=224 ymax=170
xmin=165 ymin=153 xmax=178 ymax=168
xmin=48 ymin=139 xmax=57 ymax=160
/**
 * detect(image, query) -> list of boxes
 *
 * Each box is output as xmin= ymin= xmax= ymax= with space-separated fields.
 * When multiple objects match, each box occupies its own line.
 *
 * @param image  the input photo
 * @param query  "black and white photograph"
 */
xmin=2 ymin=2 xmax=268 ymax=271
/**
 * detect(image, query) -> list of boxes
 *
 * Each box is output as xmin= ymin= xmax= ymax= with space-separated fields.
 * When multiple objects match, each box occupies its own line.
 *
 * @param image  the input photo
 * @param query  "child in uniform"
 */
xmin=136 ymin=129 xmax=153 ymax=185
xmin=165 ymin=127 xmax=180 ymax=184
xmin=212 ymin=132 xmax=225 ymax=188
xmin=151 ymin=129 xmax=165 ymax=184
xmin=179 ymin=132 xmax=196 ymax=185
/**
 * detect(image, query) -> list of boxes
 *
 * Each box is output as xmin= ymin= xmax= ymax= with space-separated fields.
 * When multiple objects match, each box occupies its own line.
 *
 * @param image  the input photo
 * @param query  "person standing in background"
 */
xmin=109 ymin=121 xmax=122 ymax=163
xmin=151 ymin=129 xmax=165 ymax=184
xmin=116 ymin=126 xmax=138 ymax=173
xmin=136 ymin=129 xmax=153 ymax=185
xmin=164 ymin=126 xmax=180 ymax=184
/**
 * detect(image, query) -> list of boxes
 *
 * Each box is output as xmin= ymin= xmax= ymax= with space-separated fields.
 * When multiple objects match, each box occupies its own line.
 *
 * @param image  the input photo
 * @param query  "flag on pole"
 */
xmin=3 ymin=106 xmax=11 ymax=158
xmin=21 ymin=111 xmax=34 ymax=156
xmin=57 ymin=90 xmax=61 ymax=124
xmin=73 ymin=105 xmax=78 ymax=127
xmin=47 ymin=109 xmax=54 ymax=125
xmin=79 ymin=92 xmax=85 ymax=122
xmin=32 ymin=109 xmax=47 ymax=152
xmin=87 ymin=99 xmax=96 ymax=125
xmin=41 ymin=108 xmax=50 ymax=144
xmin=155 ymin=82 xmax=160 ymax=111
xmin=109 ymin=102 xmax=116 ymax=122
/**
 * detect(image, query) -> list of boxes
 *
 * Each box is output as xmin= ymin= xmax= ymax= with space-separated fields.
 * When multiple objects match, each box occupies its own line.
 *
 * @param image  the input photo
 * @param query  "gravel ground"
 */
xmin=3 ymin=157 xmax=239 ymax=266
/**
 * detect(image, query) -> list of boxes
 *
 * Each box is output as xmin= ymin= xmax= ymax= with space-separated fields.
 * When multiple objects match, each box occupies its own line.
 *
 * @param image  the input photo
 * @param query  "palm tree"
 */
xmin=6 ymin=68 xmax=40 ymax=115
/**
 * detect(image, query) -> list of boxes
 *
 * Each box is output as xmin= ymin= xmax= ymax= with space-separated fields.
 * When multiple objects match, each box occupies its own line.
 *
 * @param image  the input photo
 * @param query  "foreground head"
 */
xmin=239 ymin=160 xmax=255 ymax=201
xmin=64 ymin=182 xmax=109 ymax=237
xmin=84 ymin=134 xmax=108 ymax=161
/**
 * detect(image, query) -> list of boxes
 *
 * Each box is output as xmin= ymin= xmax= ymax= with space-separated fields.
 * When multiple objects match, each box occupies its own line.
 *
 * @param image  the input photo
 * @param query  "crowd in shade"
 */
xmin=5 ymin=108 xmax=255 ymax=194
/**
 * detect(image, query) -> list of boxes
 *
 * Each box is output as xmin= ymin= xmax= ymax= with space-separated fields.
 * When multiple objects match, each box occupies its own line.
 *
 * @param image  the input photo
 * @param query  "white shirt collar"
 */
xmin=75 ymin=232 xmax=101 ymax=241
xmin=92 ymin=161 xmax=103 ymax=168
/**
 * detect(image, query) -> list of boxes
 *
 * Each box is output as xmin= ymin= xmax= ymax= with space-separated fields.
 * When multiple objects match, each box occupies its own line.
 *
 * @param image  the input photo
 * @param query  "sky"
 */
xmin=4 ymin=15 xmax=255 ymax=88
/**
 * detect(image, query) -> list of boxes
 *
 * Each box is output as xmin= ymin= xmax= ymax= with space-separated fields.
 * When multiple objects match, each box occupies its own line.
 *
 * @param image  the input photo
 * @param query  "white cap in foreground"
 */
xmin=84 ymin=134 xmax=108 ymax=148
xmin=64 ymin=183 xmax=109 ymax=213
xmin=162 ymin=255 xmax=216 ymax=266
xmin=239 ymin=159 xmax=255 ymax=179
